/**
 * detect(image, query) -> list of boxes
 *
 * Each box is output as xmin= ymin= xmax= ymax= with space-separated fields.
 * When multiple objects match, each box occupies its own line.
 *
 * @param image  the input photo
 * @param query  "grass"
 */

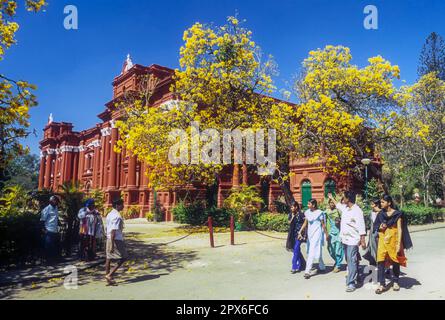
xmin=127 ymin=225 xmax=231 ymax=240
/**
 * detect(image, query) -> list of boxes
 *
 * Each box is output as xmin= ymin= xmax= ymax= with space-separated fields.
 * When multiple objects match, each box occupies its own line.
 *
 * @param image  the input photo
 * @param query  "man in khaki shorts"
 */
xmin=105 ymin=198 xmax=128 ymax=285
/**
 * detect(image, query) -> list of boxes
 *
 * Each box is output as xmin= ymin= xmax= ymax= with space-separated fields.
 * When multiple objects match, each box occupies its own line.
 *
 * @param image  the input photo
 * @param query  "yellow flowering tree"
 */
xmin=295 ymin=45 xmax=404 ymax=181
xmin=117 ymin=19 xmax=404 ymax=207
xmin=0 ymin=0 xmax=46 ymax=183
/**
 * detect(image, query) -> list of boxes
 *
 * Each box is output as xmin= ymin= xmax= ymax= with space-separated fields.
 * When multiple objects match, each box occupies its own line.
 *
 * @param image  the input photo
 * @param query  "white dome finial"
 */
xmin=48 ymin=113 xmax=53 ymax=124
xmin=124 ymin=53 xmax=134 ymax=72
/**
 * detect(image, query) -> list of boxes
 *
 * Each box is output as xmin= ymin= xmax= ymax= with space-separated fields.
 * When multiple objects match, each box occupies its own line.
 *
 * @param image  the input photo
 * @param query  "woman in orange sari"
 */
xmin=375 ymin=195 xmax=412 ymax=294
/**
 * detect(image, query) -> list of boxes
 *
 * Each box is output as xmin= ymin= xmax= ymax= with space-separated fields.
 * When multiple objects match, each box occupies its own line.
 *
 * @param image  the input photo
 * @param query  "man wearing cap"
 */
xmin=40 ymin=196 xmax=60 ymax=264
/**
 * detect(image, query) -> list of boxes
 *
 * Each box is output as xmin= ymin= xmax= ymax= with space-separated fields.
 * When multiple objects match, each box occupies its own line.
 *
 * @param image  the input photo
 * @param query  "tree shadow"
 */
xmin=120 ymin=273 xmax=167 ymax=284
xmin=0 ymin=232 xmax=199 ymax=299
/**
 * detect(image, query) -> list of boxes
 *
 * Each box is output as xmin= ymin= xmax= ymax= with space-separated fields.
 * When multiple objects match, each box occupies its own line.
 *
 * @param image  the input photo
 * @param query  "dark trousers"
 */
xmin=44 ymin=231 xmax=60 ymax=262
xmin=378 ymin=261 xmax=400 ymax=285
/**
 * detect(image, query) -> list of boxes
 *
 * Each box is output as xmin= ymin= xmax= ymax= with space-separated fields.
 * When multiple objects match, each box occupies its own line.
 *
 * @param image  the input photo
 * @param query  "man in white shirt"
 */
xmin=329 ymin=191 xmax=366 ymax=292
xmin=40 ymin=196 xmax=60 ymax=264
xmin=105 ymin=198 xmax=127 ymax=285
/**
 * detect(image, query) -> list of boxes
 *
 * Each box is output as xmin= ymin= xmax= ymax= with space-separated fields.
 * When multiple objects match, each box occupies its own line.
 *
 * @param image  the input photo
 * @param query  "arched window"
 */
xmin=324 ymin=179 xmax=336 ymax=198
xmin=301 ymin=180 xmax=312 ymax=209
xmin=85 ymin=180 xmax=91 ymax=193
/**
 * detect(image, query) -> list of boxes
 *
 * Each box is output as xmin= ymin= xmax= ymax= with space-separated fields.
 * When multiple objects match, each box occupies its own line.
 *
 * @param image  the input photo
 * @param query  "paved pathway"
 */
xmin=1 ymin=222 xmax=444 ymax=300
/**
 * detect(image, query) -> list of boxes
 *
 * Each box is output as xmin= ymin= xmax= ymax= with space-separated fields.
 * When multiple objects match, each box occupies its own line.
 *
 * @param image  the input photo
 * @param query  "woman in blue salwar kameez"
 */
xmin=287 ymin=202 xmax=306 ymax=273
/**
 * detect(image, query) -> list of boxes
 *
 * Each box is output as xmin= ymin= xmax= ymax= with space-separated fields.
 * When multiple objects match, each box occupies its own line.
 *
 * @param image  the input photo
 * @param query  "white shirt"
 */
xmin=106 ymin=209 xmax=124 ymax=241
xmin=336 ymin=203 xmax=366 ymax=246
xmin=40 ymin=204 xmax=59 ymax=233
xmin=371 ymin=211 xmax=378 ymax=224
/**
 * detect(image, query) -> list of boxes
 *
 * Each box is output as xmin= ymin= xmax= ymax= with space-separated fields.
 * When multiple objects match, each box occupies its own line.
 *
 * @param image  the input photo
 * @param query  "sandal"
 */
xmin=304 ymin=273 xmax=311 ymax=279
xmin=393 ymin=282 xmax=400 ymax=291
xmin=375 ymin=285 xmax=385 ymax=294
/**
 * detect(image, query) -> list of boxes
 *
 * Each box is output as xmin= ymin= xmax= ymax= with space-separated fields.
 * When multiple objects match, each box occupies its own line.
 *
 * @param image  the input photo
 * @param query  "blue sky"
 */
xmin=2 ymin=0 xmax=445 ymax=155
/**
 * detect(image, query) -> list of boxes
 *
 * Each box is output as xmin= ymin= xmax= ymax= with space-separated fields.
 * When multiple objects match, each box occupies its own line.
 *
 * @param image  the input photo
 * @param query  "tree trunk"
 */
xmin=278 ymin=175 xmax=295 ymax=207
xmin=242 ymin=163 xmax=248 ymax=185
xmin=420 ymin=164 xmax=428 ymax=207
xmin=232 ymin=164 xmax=240 ymax=189
xmin=273 ymin=152 xmax=296 ymax=207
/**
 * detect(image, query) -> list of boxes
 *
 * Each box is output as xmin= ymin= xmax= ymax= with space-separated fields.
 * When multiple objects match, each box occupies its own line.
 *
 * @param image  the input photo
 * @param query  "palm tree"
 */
xmin=58 ymin=181 xmax=83 ymax=256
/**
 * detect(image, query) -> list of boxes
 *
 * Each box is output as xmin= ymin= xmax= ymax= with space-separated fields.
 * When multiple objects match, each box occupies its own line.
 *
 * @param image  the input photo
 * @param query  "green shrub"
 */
xmin=206 ymin=206 xmax=233 ymax=227
xmin=253 ymin=212 xmax=289 ymax=232
xmin=122 ymin=206 xmax=139 ymax=220
xmin=172 ymin=201 xmax=233 ymax=227
xmin=173 ymin=201 xmax=207 ymax=225
xmin=402 ymin=205 xmax=444 ymax=225
xmin=145 ymin=211 xmax=154 ymax=222
xmin=0 ymin=212 xmax=42 ymax=267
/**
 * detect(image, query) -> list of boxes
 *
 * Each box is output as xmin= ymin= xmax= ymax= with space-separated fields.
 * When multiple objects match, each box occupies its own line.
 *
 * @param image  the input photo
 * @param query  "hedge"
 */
xmin=0 ymin=212 xmax=42 ymax=267
xmin=252 ymin=213 xmax=289 ymax=232
xmin=251 ymin=206 xmax=445 ymax=232
xmin=402 ymin=205 xmax=445 ymax=225
xmin=172 ymin=201 xmax=234 ymax=227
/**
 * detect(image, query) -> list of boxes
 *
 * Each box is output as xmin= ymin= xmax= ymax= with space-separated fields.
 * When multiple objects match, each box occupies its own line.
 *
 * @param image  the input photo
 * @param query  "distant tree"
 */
xmin=2 ymin=154 xmax=39 ymax=190
xmin=88 ymin=189 xmax=105 ymax=215
xmin=418 ymin=32 xmax=445 ymax=80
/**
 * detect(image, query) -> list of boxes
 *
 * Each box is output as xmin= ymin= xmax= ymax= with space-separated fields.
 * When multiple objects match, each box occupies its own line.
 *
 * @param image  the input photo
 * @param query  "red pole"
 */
xmin=230 ymin=216 xmax=234 ymax=245
xmin=208 ymin=216 xmax=215 ymax=248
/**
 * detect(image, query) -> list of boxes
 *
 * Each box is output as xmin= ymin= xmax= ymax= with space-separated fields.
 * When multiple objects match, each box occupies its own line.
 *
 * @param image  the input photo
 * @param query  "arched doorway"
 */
xmin=324 ymin=178 xmax=336 ymax=198
xmin=301 ymin=180 xmax=312 ymax=209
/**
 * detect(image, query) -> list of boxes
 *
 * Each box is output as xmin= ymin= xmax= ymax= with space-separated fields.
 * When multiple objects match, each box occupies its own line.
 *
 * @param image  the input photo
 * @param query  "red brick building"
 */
xmin=38 ymin=57 xmax=371 ymax=220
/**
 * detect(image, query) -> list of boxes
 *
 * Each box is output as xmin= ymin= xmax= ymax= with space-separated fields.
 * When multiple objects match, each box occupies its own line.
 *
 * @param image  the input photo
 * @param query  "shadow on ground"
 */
xmin=0 ymin=232 xmax=198 ymax=299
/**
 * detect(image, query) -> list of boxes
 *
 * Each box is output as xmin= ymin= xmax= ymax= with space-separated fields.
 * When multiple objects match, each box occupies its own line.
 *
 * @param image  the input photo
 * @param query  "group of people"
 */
xmin=40 ymin=189 xmax=414 ymax=291
xmin=286 ymin=191 xmax=413 ymax=294
xmin=77 ymin=198 xmax=104 ymax=261
xmin=40 ymin=196 xmax=128 ymax=286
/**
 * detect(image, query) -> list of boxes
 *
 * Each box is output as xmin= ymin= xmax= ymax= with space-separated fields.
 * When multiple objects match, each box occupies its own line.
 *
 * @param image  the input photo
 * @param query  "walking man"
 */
xmin=329 ymin=191 xmax=366 ymax=292
xmin=105 ymin=198 xmax=128 ymax=286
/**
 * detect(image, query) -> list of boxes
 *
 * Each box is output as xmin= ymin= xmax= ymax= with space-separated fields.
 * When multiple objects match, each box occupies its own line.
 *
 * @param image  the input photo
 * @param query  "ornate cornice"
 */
xmin=101 ymin=127 xmax=112 ymax=136
xmin=87 ymin=139 xmax=100 ymax=148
